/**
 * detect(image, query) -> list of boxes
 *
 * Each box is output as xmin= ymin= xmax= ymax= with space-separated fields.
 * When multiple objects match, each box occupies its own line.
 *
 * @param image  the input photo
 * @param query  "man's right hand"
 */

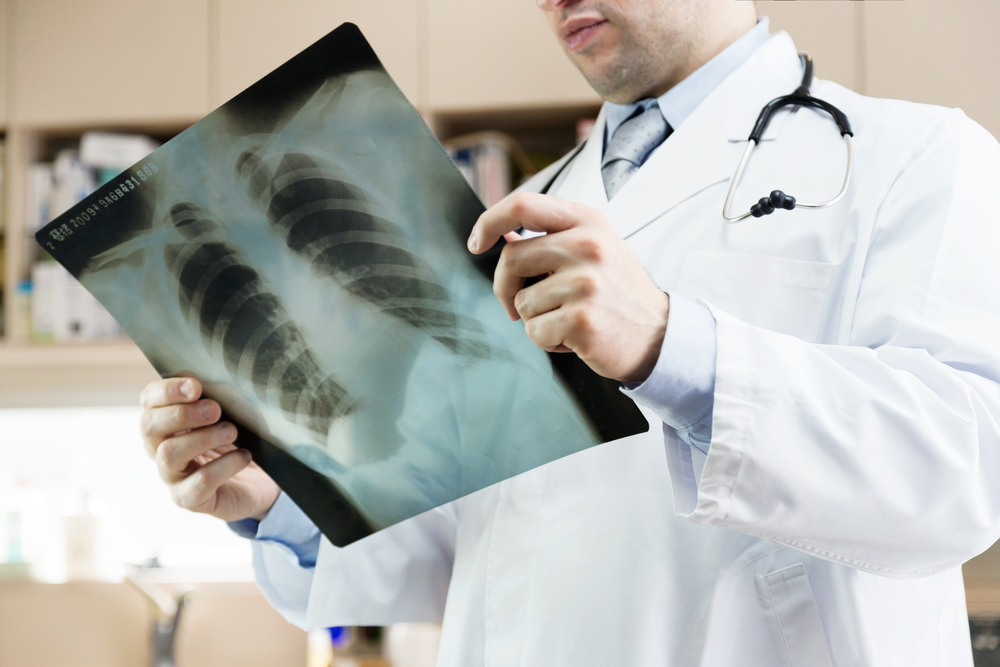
xmin=139 ymin=378 xmax=280 ymax=522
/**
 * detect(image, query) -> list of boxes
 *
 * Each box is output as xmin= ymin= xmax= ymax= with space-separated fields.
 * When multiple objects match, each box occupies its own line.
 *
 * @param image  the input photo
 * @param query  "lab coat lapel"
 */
xmin=597 ymin=31 xmax=806 ymax=239
xmin=603 ymin=91 xmax=729 ymax=238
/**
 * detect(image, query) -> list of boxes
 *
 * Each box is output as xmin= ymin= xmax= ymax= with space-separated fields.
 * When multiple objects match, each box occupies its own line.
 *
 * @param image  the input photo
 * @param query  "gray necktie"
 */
xmin=601 ymin=102 xmax=672 ymax=200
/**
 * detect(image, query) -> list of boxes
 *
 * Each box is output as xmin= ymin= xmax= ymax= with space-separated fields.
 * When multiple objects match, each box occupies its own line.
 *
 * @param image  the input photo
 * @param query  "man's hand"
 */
xmin=139 ymin=378 xmax=280 ymax=522
xmin=468 ymin=192 xmax=669 ymax=384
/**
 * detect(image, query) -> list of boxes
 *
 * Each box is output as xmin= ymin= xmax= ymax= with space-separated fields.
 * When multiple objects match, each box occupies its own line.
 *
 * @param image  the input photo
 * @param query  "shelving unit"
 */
xmin=0 ymin=0 xmax=998 ymax=412
xmin=0 ymin=1 xmax=602 ymax=408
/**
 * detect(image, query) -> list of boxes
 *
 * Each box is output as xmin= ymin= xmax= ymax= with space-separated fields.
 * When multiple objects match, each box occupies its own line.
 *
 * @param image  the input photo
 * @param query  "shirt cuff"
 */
xmin=228 ymin=492 xmax=322 ymax=568
xmin=621 ymin=293 xmax=717 ymax=433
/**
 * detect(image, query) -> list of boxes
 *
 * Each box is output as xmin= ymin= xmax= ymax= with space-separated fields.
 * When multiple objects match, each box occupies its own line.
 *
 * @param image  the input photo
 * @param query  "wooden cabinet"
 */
xmin=426 ymin=0 xmax=599 ymax=111
xmin=864 ymin=0 xmax=1000 ymax=140
xmin=10 ymin=0 xmax=210 ymax=126
xmin=217 ymin=0 xmax=420 ymax=107
xmin=761 ymin=2 xmax=860 ymax=92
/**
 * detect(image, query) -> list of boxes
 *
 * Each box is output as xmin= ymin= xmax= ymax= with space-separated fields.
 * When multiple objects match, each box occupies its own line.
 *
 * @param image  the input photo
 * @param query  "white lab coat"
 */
xmin=252 ymin=31 xmax=1000 ymax=666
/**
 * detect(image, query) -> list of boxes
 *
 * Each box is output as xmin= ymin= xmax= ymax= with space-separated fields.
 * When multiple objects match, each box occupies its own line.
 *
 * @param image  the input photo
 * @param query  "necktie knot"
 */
xmin=602 ymin=102 xmax=671 ymax=200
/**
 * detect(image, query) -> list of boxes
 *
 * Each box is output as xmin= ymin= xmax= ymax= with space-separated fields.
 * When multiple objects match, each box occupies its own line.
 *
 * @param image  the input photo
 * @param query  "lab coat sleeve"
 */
xmin=683 ymin=111 xmax=1000 ymax=577
xmin=250 ymin=495 xmax=458 ymax=629
xmin=622 ymin=293 xmax=717 ymax=456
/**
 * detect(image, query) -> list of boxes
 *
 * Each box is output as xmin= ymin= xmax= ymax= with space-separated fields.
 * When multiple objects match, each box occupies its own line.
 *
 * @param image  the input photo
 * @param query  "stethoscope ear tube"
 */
xmin=722 ymin=53 xmax=855 ymax=223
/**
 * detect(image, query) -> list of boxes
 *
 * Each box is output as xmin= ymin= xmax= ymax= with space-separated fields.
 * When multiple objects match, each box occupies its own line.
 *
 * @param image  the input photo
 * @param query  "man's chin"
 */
xmin=576 ymin=64 xmax=639 ymax=104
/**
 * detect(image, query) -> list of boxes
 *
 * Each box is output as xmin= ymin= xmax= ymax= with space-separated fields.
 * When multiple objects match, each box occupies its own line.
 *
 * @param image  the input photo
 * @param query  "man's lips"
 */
xmin=559 ymin=16 xmax=609 ymax=51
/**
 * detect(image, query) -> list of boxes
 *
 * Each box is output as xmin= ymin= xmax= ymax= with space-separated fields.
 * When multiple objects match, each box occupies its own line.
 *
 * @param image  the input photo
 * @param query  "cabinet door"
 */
xmin=760 ymin=1 xmax=859 ymax=92
xmin=218 ymin=0 xmax=420 ymax=107
xmin=864 ymin=0 xmax=1000 ymax=140
xmin=427 ymin=0 xmax=599 ymax=111
xmin=11 ymin=0 xmax=210 ymax=126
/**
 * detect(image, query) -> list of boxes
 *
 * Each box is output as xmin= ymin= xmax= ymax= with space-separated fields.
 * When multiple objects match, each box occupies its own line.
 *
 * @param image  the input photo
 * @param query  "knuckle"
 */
xmin=155 ymin=440 xmax=175 ymax=469
xmin=514 ymin=289 xmax=527 ymax=310
xmin=523 ymin=318 xmax=537 ymax=340
xmin=574 ymin=236 xmax=604 ymax=262
xmin=507 ymin=192 xmax=531 ymax=216
xmin=197 ymin=466 xmax=217 ymax=490
xmin=572 ymin=272 xmax=598 ymax=297
xmin=524 ymin=317 xmax=543 ymax=341
xmin=572 ymin=306 xmax=593 ymax=332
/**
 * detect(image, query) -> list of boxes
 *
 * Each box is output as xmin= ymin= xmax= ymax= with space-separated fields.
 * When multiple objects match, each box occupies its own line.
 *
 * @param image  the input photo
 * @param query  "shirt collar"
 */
xmin=604 ymin=16 xmax=771 ymax=149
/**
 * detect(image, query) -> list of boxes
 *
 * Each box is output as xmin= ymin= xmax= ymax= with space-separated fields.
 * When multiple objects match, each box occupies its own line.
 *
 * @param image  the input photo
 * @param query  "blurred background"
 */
xmin=0 ymin=0 xmax=999 ymax=665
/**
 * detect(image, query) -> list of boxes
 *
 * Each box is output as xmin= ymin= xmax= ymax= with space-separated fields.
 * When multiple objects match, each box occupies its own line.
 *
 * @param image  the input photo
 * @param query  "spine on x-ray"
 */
xmin=236 ymin=150 xmax=493 ymax=360
xmin=164 ymin=202 xmax=352 ymax=439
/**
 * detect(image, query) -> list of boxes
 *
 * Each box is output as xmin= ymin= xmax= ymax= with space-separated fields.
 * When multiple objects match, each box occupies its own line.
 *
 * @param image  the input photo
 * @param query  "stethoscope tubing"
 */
xmin=722 ymin=52 xmax=855 ymax=223
xmin=722 ymin=133 xmax=854 ymax=222
xmin=535 ymin=53 xmax=854 ymax=223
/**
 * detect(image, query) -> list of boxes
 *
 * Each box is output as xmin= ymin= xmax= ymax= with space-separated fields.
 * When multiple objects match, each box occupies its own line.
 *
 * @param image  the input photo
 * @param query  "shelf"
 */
xmin=0 ymin=340 xmax=158 ymax=408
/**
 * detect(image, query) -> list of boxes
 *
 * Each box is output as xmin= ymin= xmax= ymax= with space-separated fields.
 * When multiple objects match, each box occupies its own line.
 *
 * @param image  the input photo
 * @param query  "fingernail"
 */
xmin=467 ymin=233 xmax=478 ymax=252
xmin=180 ymin=380 xmax=194 ymax=398
xmin=221 ymin=423 xmax=236 ymax=440
xmin=240 ymin=449 xmax=252 ymax=463
xmin=199 ymin=401 xmax=214 ymax=420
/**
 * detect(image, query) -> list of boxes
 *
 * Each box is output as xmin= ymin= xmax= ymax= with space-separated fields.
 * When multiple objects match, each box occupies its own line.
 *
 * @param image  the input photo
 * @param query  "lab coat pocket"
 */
xmin=676 ymin=252 xmax=834 ymax=343
xmin=755 ymin=564 xmax=833 ymax=667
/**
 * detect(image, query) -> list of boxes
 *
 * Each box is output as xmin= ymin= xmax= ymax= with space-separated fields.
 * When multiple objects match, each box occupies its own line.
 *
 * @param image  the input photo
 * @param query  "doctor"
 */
xmin=138 ymin=0 xmax=1000 ymax=664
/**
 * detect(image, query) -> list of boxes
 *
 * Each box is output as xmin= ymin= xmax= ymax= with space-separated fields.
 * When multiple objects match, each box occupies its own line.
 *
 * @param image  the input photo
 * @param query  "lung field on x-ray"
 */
xmin=235 ymin=150 xmax=493 ymax=360
xmin=164 ymin=202 xmax=353 ymax=440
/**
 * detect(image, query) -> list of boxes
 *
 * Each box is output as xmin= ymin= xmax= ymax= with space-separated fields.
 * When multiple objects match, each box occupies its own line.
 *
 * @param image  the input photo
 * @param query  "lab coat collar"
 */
xmin=723 ymin=31 xmax=805 ymax=142
xmin=555 ymin=30 xmax=807 ymax=239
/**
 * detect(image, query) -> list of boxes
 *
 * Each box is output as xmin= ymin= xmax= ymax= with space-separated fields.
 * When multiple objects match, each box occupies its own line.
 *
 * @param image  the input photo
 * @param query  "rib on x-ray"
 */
xmin=236 ymin=149 xmax=493 ymax=360
xmin=35 ymin=23 xmax=648 ymax=547
xmin=164 ymin=202 xmax=352 ymax=439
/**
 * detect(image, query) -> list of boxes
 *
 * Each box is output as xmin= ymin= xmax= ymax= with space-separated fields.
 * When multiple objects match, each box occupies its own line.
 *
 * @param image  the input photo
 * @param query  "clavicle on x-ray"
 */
xmin=37 ymin=24 xmax=647 ymax=546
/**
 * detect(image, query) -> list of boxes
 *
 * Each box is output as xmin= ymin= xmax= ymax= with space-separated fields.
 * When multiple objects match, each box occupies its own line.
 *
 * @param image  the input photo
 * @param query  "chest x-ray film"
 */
xmin=36 ymin=24 xmax=648 ymax=546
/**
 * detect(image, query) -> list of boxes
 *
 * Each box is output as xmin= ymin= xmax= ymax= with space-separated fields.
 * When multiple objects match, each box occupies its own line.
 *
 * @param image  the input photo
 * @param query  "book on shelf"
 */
xmin=443 ymin=131 xmax=538 ymax=208
xmin=35 ymin=23 xmax=647 ymax=547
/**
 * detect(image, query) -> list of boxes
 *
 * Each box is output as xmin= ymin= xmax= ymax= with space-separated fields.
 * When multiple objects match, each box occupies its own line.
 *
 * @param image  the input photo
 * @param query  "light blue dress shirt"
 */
xmin=234 ymin=18 xmax=774 ymax=561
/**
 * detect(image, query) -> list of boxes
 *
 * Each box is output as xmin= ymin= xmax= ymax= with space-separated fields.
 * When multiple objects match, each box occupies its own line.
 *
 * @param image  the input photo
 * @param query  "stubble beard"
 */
xmin=565 ymin=5 xmax=700 ymax=105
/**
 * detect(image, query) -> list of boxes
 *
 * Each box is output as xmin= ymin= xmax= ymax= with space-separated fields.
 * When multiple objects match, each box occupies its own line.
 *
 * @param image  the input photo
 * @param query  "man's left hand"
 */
xmin=468 ymin=192 xmax=669 ymax=384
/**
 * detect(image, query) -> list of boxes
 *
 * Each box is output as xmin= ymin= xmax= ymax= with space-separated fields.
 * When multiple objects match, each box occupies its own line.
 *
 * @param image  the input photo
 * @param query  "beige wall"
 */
xmin=9 ymin=0 xmax=211 ymax=127
xmin=864 ymin=0 xmax=1000 ymax=140
xmin=763 ymin=1 xmax=860 ymax=92
xmin=217 ymin=0 xmax=421 ymax=108
xmin=426 ymin=0 xmax=598 ymax=111
xmin=761 ymin=0 xmax=1000 ymax=139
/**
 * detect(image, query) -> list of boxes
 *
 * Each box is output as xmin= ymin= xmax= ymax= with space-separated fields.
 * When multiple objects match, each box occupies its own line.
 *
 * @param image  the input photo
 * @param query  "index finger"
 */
xmin=140 ymin=377 xmax=203 ymax=409
xmin=468 ymin=193 xmax=585 ymax=255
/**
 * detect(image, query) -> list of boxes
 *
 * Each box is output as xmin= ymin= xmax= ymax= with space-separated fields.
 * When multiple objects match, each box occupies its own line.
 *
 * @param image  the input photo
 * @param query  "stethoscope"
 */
xmin=723 ymin=52 xmax=854 ymax=222
xmin=537 ymin=53 xmax=855 ymax=222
